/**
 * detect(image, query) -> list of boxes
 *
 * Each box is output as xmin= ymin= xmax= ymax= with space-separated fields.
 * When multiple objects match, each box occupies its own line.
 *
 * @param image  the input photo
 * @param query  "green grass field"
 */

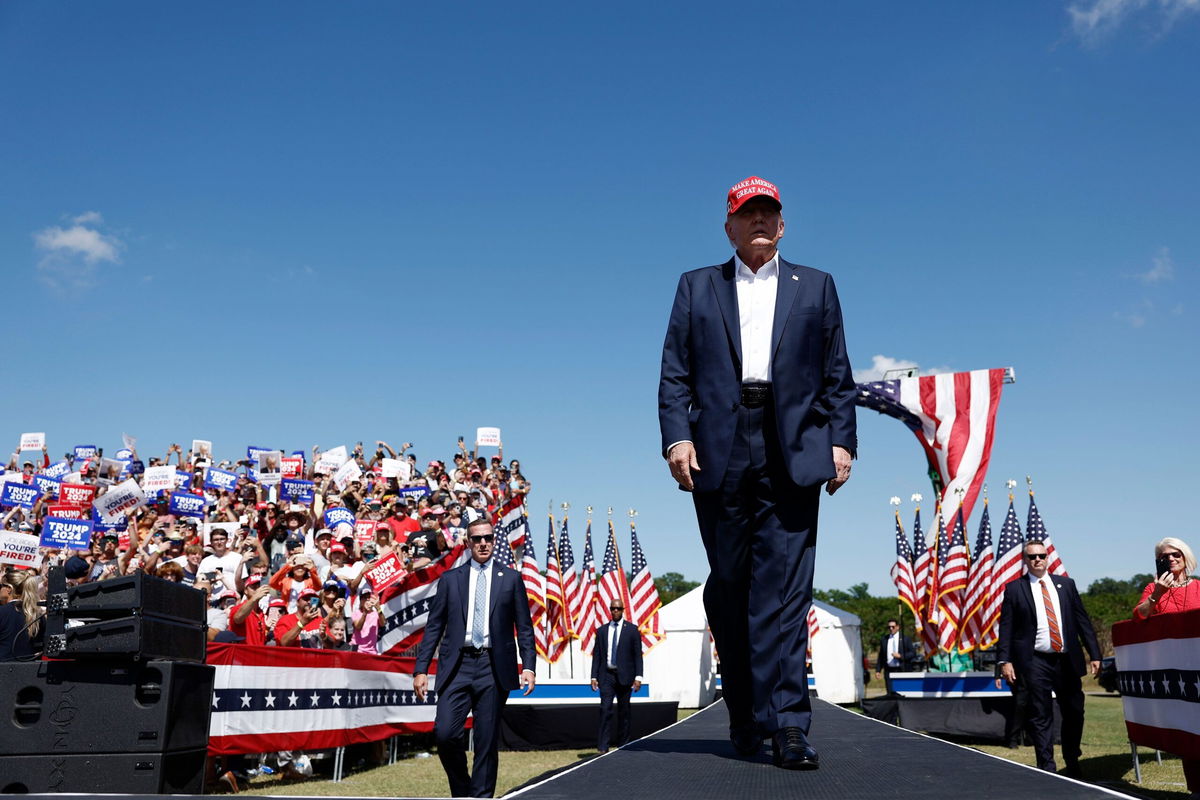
xmin=230 ymin=699 xmax=1190 ymax=798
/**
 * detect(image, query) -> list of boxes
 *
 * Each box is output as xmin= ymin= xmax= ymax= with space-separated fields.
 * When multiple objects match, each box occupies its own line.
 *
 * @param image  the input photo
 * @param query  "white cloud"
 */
xmin=853 ymin=355 xmax=951 ymax=383
xmin=1067 ymin=0 xmax=1200 ymax=44
xmin=33 ymin=215 xmax=123 ymax=292
xmin=1136 ymin=246 xmax=1175 ymax=283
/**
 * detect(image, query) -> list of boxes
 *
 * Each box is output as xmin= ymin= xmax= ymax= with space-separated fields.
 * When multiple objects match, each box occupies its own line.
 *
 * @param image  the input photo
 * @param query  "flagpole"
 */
xmin=560 ymin=501 xmax=574 ymax=680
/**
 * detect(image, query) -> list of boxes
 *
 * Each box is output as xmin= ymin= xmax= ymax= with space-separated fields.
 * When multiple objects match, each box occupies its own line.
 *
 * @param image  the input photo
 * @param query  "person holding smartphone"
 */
xmin=1133 ymin=537 xmax=1198 ymax=619
xmin=276 ymin=588 xmax=324 ymax=647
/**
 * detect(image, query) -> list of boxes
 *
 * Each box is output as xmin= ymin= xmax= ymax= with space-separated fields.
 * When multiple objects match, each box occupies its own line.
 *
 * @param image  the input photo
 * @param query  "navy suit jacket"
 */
xmin=590 ymin=619 xmax=643 ymax=686
xmin=414 ymin=559 xmax=536 ymax=692
xmin=995 ymin=575 xmax=1100 ymax=678
xmin=658 ymin=257 xmax=857 ymax=492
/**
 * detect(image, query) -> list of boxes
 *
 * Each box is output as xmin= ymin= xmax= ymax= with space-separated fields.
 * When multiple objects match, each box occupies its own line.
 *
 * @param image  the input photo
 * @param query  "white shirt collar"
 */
xmin=734 ymin=251 xmax=779 ymax=281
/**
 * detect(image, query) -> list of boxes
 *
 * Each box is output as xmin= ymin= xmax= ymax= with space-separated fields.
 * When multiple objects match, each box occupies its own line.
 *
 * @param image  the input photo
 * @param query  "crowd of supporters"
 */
xmin=0 ymin=438 xmax=531 ymax=659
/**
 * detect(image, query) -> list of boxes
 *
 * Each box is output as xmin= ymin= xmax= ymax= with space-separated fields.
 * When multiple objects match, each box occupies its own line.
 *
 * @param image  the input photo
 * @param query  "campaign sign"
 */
xmin=74 ymin=445 xmax=99 ymax=460
xmin=314 ymin=446 xmax=348 ymax=475
xmin=281 ymin=456 xmax=304 ymax=479
xmin=281 ymin=479 xmax=315 ymax=503
xmin=354 ymin=519 xmax=381 ymax=546
xmin=324 ymin=507 xmax=355 ymax=530
xmin=129 ymin=459 xmax=145 ymax=476
xmin=333 ymin=458 xmax=362 ymax=491
xmin=43 ymin=460 xmax=71 ymax=479
xmin=98 ymin=457 xmax=128 ymax=482
xmin=0 ymin=531 xmax=43 ymax=568
xmin=19 ymin=432 xmax=45 ymax=451
xmin=476 ymin=427 xmax=501 ymax=447
xmin=398 ymin=486 xmax=431 ymax=500
xmin=93 ymin=478 xmax=146 ymax=520
xmin=115 ymin=448 xmax=134 ymax=460
xmin=48 ymin=503 xmax=87 ymax=520
xmin=175 ymin=471 xmax=194 ymax=489
xmin=60 ymin=483 xmax=97 ymax=506
xmin=204 ymin=468 xmax=239 ymax=493
xmin=247 ymin=446 xmax=273 ymax=462
xmin=91 ymin=507 xmax=126 ymax=532
xmin=40 ymin=517 xmax=94 ymax=550
xmin=169 ymin=492 xmax=206 ymax=518
xmin=380 ymin=458 xmax=411 ymax=481
xmin=142 ymin=465 xmax=177 ymax=494
xmin=363 ymin=551 xmax=407 ymax=593
xmin=31 ymin=473 xmax=62 ymax=498
xmin=1 ymin=482 xmax=41 ymax=509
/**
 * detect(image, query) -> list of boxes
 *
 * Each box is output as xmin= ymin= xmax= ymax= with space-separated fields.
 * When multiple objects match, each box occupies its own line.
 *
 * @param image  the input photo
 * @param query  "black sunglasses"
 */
xmin=610 ymin=606 xmax=624 ymax=611
xmin=1024 ymin=553 xmax=1048 ymax=561
xmin=469 ymin=534 xmax=495 ymax=543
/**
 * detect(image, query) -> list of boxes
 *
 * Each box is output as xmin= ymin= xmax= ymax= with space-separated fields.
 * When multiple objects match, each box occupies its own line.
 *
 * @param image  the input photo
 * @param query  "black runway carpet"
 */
xmin=506 ymin=700 xmax=1135 ymax=800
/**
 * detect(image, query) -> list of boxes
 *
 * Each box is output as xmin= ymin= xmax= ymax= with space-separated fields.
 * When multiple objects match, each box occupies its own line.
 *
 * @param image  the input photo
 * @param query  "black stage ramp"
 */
xmin=508 ymin=700 xmax=1135 ymax=800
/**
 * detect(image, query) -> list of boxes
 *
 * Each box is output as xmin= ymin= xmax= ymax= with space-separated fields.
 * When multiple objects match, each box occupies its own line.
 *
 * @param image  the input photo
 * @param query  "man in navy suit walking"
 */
xmin=659 ymin=176 xmax=857 ymax=770
xmin=995 ymin=540 xmax=1100 ymax=777
xmin=414 ymin=515 xmax=536 ymax=798
xmin=590 ymin=597 xmax=644 ymax=752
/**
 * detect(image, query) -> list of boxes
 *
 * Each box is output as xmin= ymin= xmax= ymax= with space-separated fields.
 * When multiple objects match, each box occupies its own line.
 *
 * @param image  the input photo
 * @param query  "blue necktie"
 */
xmin=471 ymin=564 xmax=487 ymax=648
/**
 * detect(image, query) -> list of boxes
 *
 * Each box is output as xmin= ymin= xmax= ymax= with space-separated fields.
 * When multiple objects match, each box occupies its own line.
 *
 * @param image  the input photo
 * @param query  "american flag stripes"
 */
xmin=807 ymin=606 xmax=820 ymax=642
xmin=856 ymin=369 xmax=1005 ymax=527
xmin=577 ymin=521 xmax=603 ymax=655
xmin=558 ymin=516 xmax=582 ymax=636
xmin=491 ymin=495 xmax=528 ymax=549
xmin=542 ymin=516 xmax=569 ymax=662
xmin=628 ymin=523 xmax=664 ymax=652
xmin=379 ymin=544 xmax=469 ymax=656
xmin=910 ymin=507 xmax=936 ymax=654
xmin=991 ymin=497 xmax=1026 ymax=599
xmin=597 ymin=520 xmax=631 ymax=616
xmin=890 ymin=511 xmax=919 ymax=619
xmin=1025 ymin=491 xmax=1067 ymax=576
xmin=935 ymin=507 xmax=969 ymax=652
xmin=959 ymin=500 xmax=995 ymax=652
xmin=521 ymin=531 xmax=550 ymax=661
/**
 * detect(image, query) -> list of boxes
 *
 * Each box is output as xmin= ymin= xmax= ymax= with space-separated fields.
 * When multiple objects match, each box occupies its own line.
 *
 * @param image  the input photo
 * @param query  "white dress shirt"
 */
xmin=606 ymin=621 xmax=621 ymax=668
xmin=1028 ymin=573 xmax=1064 ymax=653
xmin=464 ymin=558 xmax=492 ymax=647
xmin=734 ymin=252 xmax=779 ymax=382
xmin=886 ymin=632 xmax=902 ymax=667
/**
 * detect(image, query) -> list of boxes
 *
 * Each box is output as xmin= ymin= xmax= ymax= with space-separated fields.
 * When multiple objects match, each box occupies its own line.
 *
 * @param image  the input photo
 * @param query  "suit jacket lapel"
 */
xmin=458 ymin=565 xmax=471 ymax=625
xmin=710 ymin=260 xmax=742 ymax=368
xmin=770 ymin=259 xmax=802 ymax=359
xmin=488 ymin=563 xmax=503 ymax=616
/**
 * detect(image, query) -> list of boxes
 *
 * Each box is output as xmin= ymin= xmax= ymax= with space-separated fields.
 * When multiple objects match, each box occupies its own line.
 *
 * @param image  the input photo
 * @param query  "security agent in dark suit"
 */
xmin=590 ymin=598 xmax=644 ymax=752
xmin=659 ymin=176 xmax=857 ymax=770
xmin=874 ymin=619 xmax=916 ymax=694
xmin=413 ymin=517 xmax=536 ymax=798
xmin=995 ymin=541 xmax=1100 ymax=777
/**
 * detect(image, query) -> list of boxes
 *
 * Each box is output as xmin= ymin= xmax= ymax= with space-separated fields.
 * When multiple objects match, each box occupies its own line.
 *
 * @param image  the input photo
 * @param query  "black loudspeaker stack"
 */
xmin=0 ymin=568 xmax=215 ymax=794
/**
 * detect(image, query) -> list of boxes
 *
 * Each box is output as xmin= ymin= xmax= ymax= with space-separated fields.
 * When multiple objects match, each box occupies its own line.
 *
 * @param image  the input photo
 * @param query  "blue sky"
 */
xmin=2 ymin=1 xmax=1197 ymax=600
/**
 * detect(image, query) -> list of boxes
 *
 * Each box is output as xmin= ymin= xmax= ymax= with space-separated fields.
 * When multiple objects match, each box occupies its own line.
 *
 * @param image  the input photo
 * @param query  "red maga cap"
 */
xmin=726 ymin=176 xmax=781 ymax=215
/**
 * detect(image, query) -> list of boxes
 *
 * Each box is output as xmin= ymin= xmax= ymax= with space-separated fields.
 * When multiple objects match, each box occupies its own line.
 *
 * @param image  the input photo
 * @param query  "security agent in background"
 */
xmin=658 ymin=176 xmax=857 ymax=770
xmin=874 ymin=618 xmax=915 ymax=694
xmin=995 ymin=541 xmax=1100 ymax=777
xmin=590 ymin=598 xmax=643 ymax=753
xmin=413 ymin=514 xmax=535 ymax=798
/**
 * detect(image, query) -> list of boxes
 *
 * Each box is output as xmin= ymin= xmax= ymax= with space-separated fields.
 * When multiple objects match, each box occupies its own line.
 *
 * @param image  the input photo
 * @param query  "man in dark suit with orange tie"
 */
xmin=590 ymin=597 xmax=643 ymax=752
xmin=995 ymin=540 xmax=1100 ymax=777
xmin=658 ymin=176 xmax=857 ymax=770
xmin=413 ymin=515 xmax=536 ymax=798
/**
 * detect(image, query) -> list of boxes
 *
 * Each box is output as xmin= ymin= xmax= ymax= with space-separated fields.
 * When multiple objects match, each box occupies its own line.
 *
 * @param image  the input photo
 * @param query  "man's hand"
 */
xmin=826 ymin=446 xmax=852 ymax=495
xmin=521 ymin=669 xmax=536 ymax=696
xmin=590 ymin=678 xmax=598 ymax=692
xmin=413 ymin=673 xmax=428 ymax=702
xmin=1089 ymin=660 xmax=1100 ymax=678
xmin=632 ymin=679 xmax=641 ymax=692
xmin=998 ymin=662 xmax=1016 ymax=689
xmin=667 ymin=442 xmax=700 ymax=492
xmin=874 ymin=671 xmax=881 ymax=680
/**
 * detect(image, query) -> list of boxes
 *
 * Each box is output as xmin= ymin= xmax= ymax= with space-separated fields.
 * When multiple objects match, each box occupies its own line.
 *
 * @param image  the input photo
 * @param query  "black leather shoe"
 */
xmin=730 ymin=726 xmax=762 ymax=757
xmin=772 ymin=727 xmax=819 ymax=770
xmin=1062 ymin=760 xmax=1082 ymax=779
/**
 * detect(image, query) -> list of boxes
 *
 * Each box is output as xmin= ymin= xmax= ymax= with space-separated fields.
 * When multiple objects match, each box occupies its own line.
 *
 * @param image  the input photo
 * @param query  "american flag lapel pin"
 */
xmin=791 ymin=274 xmax=798 ymax=281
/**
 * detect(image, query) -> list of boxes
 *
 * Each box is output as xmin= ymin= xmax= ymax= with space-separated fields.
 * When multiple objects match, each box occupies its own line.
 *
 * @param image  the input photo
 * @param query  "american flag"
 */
xmin=1025 ymin=491 xmax=1067 ymax=576
xmin=959 ymin=500 xmax=995 ymax=652
xmin=491 ymin=495 xmax=528 ymax=549
xmin=889 ymin=511 xmax=919 ymax=620
xmin=520 ymin=530 xmax=549 ymax=661
xmin=807 ymin=605 xmax=820 ymax=642
xmin=493 ymin=527 xmax=515 ymax=569
xmin=597 ymin=520 xmax=631 ymax=615
xmin=558 ymin=517 xmax=582 ymax=636
xmin=911 ymin=507 xmax=937 ymax=656
xmin=856 ymin=369 xmax=1006 ymax=527
xmin=985 ymin=497 xmax=1024 ymax=649
xmin=542 ymin=516 xmax=569 ymax=662
xmin=577 ymin=521 xmax=602 ymax=655
xmin=378 ymin=544 xmax=469 ymax=655
xmin=935 ymin=507 xmax=969 ymax=652
xmin=628 ymin=523 xmax=665 ymax=652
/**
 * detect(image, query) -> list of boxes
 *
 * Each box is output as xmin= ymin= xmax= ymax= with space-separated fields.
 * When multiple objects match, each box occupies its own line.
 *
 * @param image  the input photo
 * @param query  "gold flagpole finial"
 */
xmin=561 ymin=502 xmax=570 ymax=512
xmin=586 ymin=505 xmax=593 ymax=516
xmin=607 ymin=506 xmax=613 ymax=518
xmin=1026 ymin=475 xmax=1035 ymax=496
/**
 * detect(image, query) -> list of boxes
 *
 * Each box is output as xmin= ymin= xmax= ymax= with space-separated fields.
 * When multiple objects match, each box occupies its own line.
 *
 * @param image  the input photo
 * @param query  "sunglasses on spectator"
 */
xmin=1163 ymin=551 xmax=1184 ymax=560
xmin=469 ymin=534 xmax=495 ymax=543
xmin=1024 ymin=553 xmax=1048 ymax=561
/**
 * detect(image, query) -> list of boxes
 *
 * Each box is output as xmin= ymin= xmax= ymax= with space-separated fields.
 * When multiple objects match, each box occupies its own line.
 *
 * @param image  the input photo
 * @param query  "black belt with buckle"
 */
xmin=740 ymin=382 xmax=773 ymax=409
xmin=461 ymin=645 xmax=491 ymax=657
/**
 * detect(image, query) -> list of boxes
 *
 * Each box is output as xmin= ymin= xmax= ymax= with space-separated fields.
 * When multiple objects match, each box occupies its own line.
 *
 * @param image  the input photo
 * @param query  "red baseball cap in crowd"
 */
xmin=268 ymin=599 xmax=287 ymax=610
xmin=298 ymin=587 xmax=318 ymax=600
xmin=245 ymin=575 xmax=263 ymax=588
xmin=726 ymin=176 xmax=782 ymax=215
xmin=330 ymin=543 xmax=347 ymax=554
